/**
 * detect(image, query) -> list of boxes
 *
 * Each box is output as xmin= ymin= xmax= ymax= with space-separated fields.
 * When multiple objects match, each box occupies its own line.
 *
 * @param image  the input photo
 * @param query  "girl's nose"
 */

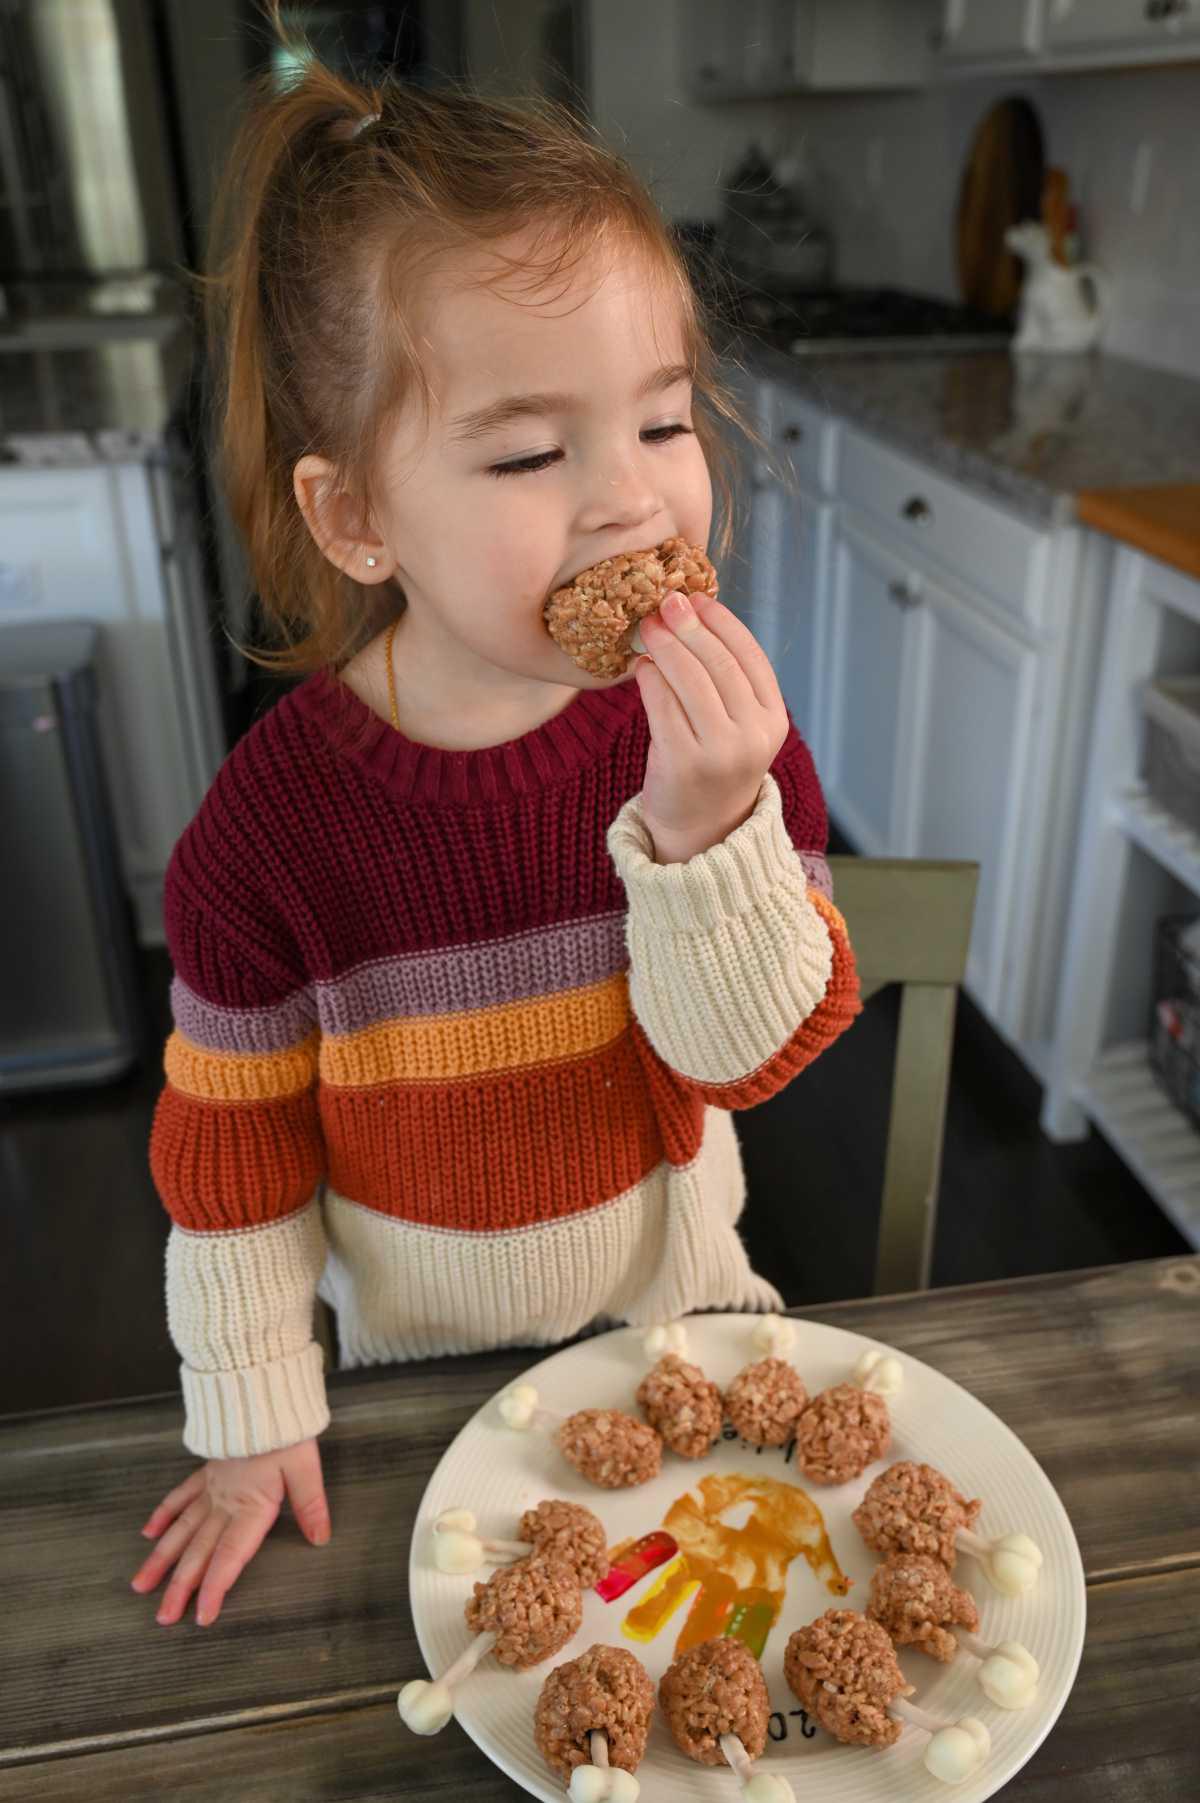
xmin=577 ymin=457 xmax=661 ymax=537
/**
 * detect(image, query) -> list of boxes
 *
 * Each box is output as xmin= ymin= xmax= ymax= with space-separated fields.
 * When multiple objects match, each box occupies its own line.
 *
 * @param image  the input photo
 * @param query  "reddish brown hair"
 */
xmin=201 ymin=4 xmax=760 ymax=678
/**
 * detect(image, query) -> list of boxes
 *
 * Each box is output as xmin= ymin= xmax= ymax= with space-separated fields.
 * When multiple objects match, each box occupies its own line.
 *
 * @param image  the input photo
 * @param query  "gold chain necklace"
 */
xmin=384 ymin=616 xmax=400 ymax=731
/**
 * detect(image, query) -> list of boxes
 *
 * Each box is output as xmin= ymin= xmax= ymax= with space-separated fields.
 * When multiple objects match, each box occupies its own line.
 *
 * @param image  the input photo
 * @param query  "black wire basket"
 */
xmin=1149 ymin=914 xmax=1200 ymax=1128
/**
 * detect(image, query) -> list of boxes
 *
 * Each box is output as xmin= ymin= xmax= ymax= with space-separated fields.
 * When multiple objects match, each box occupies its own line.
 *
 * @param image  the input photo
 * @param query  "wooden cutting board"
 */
xmin=956 ymin=97 xmax=1046 ymax=319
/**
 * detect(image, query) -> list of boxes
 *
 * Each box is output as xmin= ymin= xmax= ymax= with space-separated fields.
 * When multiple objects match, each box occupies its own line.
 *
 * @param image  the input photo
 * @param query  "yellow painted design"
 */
xmin=621 ymin=1471 xmax=850 ymax=1658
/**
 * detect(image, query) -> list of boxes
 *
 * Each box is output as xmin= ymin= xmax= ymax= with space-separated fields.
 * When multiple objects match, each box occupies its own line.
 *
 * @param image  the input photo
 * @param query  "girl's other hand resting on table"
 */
xmin=130 ymin=1437 xmax=330 ymax=1628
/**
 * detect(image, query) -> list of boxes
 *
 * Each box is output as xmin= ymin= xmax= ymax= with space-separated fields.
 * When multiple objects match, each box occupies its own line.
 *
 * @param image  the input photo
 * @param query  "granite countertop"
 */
xmin=0 ymin=314 xmax=194 ymax=466
xmin=739 ymin=336 xmax=1200 ymax=531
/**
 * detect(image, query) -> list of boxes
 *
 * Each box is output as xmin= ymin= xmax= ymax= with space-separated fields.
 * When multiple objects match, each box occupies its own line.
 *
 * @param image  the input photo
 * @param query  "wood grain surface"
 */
xmin=1075 ymin=485 xmax=1200 ymax=582
xmin=2 ymin=1257 xmax=1198 ymax=1799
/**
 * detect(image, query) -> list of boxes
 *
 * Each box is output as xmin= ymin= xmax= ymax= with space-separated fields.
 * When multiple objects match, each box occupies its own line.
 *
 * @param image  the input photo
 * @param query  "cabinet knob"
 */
xmin=781 ymin=424 xmax=804 ymax=444
xmin=888 ymin=578 xmax=921 ymax=609
xmin=901 ymin=495 xmax=932 ymax=524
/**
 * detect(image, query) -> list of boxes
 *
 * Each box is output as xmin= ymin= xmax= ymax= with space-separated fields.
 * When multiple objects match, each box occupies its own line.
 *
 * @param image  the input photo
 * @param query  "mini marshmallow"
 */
xmin=398 ymin=1678 xmax=454 ymax=1735
xmin=498 ymin=1383 xmax=540 ymax=1429
xmin=986 ymin=1532 xmax=1043 ymax=1596
xmin=568 ymin=1767 xmax=640 ymax=1803
xmin=751 ymin=1313 xmax=795 ymax=1357
xmin=852 ymin=1348 xmax=904 ymax=1397
xmin=978 ymin=1640 xmax=1039 ymax=1709
xmin=923 ymin=1717 xmax=991 ymax=1784
xmin=643 ymin=1321 xmax=689 ymax=1359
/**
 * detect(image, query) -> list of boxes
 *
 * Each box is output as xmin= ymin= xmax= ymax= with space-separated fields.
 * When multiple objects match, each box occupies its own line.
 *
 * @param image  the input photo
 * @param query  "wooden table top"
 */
xmin=1075 ymin=484 xmax=1200 ymax=582
xmin=2 ymin=1256 xmax=1198 ymax=1800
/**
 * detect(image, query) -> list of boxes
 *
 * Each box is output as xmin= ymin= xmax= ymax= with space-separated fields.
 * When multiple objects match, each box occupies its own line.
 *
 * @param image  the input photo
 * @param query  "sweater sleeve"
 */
xmin=148 ymin=849 xmax=331 ymax=1460
xmin=605 ymin=715 xmax=860 ymax=1110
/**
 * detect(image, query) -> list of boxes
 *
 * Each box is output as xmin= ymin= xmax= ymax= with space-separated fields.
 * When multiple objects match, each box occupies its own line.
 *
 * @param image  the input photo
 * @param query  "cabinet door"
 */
xmin=682 ymin=0 xmax=741 ymax=95
xmin=823 ymin=513 xmax=921 ymax=856
xmin=942 ymin=0 xmax=1043 ymax=57
xmin=903 ymin=569 xmax=1039 ymax=1018
xmin=1045 ymin=0 xmax=1200 ymax=49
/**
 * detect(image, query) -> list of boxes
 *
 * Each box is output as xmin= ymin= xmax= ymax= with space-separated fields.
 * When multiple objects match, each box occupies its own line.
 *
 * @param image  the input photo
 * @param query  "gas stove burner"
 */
xmin=733 ymin=285 xmax=1012 ymax=357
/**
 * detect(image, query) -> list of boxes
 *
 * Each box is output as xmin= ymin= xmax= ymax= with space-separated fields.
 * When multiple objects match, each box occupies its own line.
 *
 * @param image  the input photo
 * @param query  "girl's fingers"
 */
xmin=640 ymin=598 xmax=758 ymax=736
xmin=131 ymin=1495 xmax=209 ymax=1594
xmin=634 ymin=653 xmax=695 ymax=748
xmin=689 ymin=594 xmax=785 ymax=714
xmin=195 ymin=1504 xmax=281 ymax=1628
xmin=142 ymin=1468 xmax=206 ymax=1538
xmin=156 ymin=1511 xmax=228 ymax=1626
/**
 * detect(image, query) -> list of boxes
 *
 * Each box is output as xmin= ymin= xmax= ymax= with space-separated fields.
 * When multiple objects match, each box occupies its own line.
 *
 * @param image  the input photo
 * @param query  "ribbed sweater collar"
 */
xmin=288 ymin=664 xmax=644 ymax=807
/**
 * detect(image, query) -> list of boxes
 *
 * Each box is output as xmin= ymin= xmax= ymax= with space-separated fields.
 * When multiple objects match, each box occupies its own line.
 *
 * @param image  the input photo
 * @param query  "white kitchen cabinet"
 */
xmin=823 ymin=511 xmax=922 ymax=856
xmin=904 ymin=569 xmax=1040 ymax=1015
xmin=683 ymin=0 xmax=935 ymax=98
xmin=1045 ymin=0 xmax=1200 ymax=53
xmin=0 ymin=458 xmax=224 ymax=943
xmin=941 ymin=0 xmax=1043 ymax=59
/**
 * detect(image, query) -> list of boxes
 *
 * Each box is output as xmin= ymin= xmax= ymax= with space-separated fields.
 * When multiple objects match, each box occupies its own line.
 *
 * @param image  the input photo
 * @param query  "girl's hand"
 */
xmin=130 ymin=1438 xmax=330 ymax=1628
xmin=634 ymin=592 xmax=789 ymax=865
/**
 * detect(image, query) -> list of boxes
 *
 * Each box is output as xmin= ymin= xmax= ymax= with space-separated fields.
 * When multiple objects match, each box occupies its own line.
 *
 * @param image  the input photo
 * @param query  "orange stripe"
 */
xmin=165 ymin=1028 xmax=320 ymax=1105
xmin=149 ymin=1081 xmax=326 ymax=1231
xmin=318 ymin=1029 xmax=667 ymax=1231
xmin=318 ymin=975 xmax=629 ymax=1087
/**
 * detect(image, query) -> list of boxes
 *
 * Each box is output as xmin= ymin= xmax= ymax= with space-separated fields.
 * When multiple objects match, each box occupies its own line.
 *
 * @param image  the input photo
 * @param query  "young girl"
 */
xmin=130 ymin=30 xmax=859 ymax=1634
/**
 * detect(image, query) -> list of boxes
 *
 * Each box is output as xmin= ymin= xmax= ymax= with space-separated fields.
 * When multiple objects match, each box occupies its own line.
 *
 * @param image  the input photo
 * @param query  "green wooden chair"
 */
xmin=827 ymin=856 xmax=980 ymax=1296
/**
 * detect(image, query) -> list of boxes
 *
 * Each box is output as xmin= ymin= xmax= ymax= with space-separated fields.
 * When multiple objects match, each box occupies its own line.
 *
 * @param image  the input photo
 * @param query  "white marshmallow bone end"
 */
xmin=923 ymin=1717 xmax=991 ymax=1784
xmin=569 ymin=1767 xmax=640 ymax=1802
xmin=978 ymin=1640 xmax=1039 ymax=1708
xmin=435 ymin=1508 xmax=477 ymax=1534
xmin=750 ymin=1313 xmax=795 ymax=1357
xmin=498 ymin=1383 xmax=540 ymax=1429
xmin=433 ymin=1527 xmax=486 ymax=1574
xmin=741 ymin=1776 xmax=797 ymax=1802
xmin=643 ymin=1320 xmax=689 ymax=1359
xmin=397 ymin=1678 xmax=454 ymax=1735
xmin=987 ymin=1533 xmax=1044 ymax=1596
xmin=852 ymin=1347 xmax=903 ymax=1397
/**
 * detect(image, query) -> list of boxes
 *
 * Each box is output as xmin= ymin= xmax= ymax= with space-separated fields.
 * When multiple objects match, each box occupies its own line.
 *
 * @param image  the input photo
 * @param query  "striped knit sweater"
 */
xmin=149 ymin=667 xmax=860 ymax=1460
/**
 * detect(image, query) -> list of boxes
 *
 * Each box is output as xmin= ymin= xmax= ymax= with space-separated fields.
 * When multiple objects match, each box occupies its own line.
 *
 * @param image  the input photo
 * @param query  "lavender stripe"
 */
xmin=171 ymin=978 xmax=317 ymax=1056
xmin=801 ymin=851 xmax=833 ymax=900
xmin=315 ymin=910 xmax=629 ymax=1036
xmin=173 ymin=910 xmax=630 ymax=1052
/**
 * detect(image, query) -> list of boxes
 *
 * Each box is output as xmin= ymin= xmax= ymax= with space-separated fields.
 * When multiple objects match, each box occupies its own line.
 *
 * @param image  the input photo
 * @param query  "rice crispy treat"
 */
xmin=724 ymin=1358 xmax=809 ymax=1448
xmin=636 ymin=1354 xmax=725 ymax=1460
xmin=463 ymin=1554 xmax=582 ymax=1669
xmin=794 ymin=1382 xmax=891 ymax=1484
xmin=852 ymin=1460 xmax=983 ymax=1567
xmin=519 ymin=1499 xmax=610 ymax=1589
xmin=867 ymin=1551 xmax=981 ymax=1662
xmin=534 ymin=1644 xmax=655 ymax=1782
xmin=784 ymin=1609 xmax=912 ymax=1749
xmin=659 ymin=1636 xmax=770 ymax=1767
xmin=544 ymin=536 xmax=719 ymax=678
xmin=557 ymin=1408 xmax=663 ymax=1488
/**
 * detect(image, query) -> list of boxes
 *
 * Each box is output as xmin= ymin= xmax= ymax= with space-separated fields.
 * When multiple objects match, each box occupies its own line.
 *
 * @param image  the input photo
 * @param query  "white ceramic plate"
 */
xmin=407 ymin=1314 xmax=1086 ymax=1801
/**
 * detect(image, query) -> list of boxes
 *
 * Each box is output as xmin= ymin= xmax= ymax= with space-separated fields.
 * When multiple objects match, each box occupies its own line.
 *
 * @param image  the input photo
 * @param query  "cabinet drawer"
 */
xmin=838 ymin=426 xmax=1048 ymax=632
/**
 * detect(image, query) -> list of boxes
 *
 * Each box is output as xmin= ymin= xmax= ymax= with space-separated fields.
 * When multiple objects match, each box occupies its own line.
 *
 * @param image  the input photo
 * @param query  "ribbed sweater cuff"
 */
xmin=606 ymin=773 xmax=799 ymax=932
xmin=180 ymin=1341 xmax=330 ymax=1460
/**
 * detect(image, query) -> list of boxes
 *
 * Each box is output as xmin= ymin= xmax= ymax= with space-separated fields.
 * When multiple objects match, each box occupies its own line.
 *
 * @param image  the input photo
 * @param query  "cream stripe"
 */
xmin=315 ymin=1108 xmax=782 ymax=1367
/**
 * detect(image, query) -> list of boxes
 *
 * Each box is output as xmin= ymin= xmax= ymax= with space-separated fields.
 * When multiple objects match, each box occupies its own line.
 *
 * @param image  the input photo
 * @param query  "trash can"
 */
xmin=0 ymin=619 xmax=146 ymax=1091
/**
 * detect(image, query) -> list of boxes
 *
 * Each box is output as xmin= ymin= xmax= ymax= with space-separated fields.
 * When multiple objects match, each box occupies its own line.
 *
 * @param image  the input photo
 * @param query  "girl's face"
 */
xmin=368 ymin=233 xmax=714 ymax=693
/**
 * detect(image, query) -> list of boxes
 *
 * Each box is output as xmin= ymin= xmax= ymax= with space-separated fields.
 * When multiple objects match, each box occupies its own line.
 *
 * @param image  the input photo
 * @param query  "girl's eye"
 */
xmin=487 ymin=423 xmax=694 ymax=480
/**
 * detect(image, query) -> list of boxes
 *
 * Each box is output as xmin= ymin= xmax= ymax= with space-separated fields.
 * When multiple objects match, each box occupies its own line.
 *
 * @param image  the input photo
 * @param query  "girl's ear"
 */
xmin=293 ymin=454 xmax=394 ymax=583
